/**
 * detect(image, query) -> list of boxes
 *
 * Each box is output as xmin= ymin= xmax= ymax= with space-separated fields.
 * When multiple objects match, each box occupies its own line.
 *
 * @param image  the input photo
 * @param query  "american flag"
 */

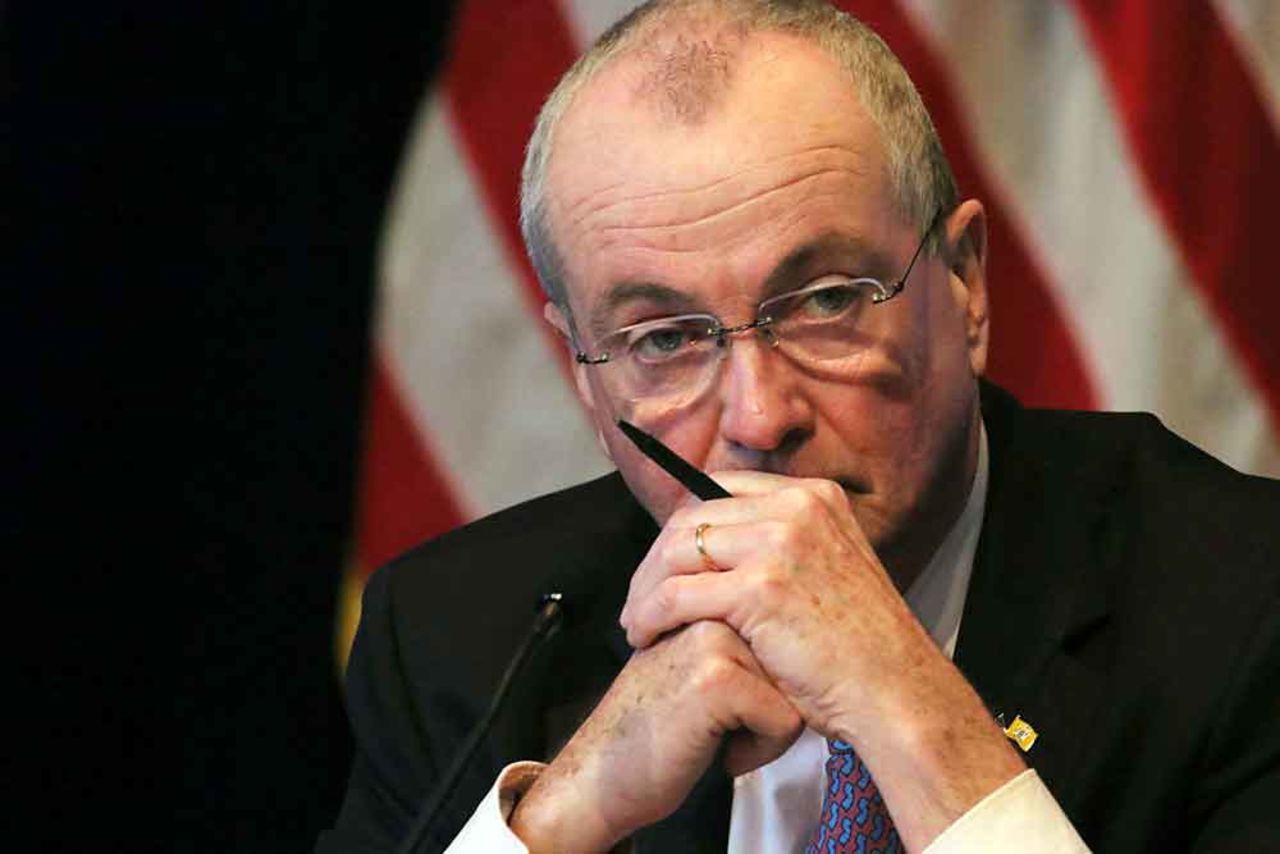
xmin=340 ymin=0 xmax=1280 ymax=653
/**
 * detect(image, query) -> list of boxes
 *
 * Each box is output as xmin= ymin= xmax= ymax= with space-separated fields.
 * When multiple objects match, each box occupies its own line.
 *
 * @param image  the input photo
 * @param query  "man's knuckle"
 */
xmin=798 ymin=486 xmax=829 ymax=514
xmin=684 ymin=619 xmax=731 ymax=648
xmin=753 ymin=566 xmax=790 ymax=607
xmin=787 ymin=485 xmax=823 ymax=516
xmin=684 ymin=619 xmax=716 ymax=642
xmin=667 ymin=505 xmax=695 ymax=532
xmin=692 ymin=657 xmax=736 ymax=692
xmin=654 ymin=533 xmax=682 ymax=567
xmin=766 ymin=519 xmax=800 ymax=552
xmin=654 ymin=577 xmax=680 ymax=611
xmin=816 ymin=479 xmax=845 ymax=507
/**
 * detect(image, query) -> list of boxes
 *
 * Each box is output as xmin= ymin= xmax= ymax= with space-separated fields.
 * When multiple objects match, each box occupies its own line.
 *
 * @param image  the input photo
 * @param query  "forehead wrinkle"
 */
xmin=585 ymin=178 xmax=873 ymax=269
xmin=562 ymin=172 xmax=897 ymax=332
xmin=597 ymin=167 xmax=853 ymax=237
xmin=554 ymin=143 xmax=863 ymax=234
xmin=571 ymin=175 xmax=877 ymax=277
xmin=564 ymin=140 xmax=852 ymax=214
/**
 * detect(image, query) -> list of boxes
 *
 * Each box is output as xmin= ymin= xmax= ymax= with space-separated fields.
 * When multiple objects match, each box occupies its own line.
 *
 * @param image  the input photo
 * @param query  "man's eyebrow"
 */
xmin=760 ymin=233 xmax=894 ymax=299
xmin=588 ymin=282 xmax=700 ymax=336
xmin=585 ymin=235 xmax=895 ymax=335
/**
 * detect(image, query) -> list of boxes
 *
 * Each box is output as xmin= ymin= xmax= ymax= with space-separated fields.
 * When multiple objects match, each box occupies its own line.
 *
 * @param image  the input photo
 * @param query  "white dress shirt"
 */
xmin=446 ymin=426 xmax=1090 ymax=852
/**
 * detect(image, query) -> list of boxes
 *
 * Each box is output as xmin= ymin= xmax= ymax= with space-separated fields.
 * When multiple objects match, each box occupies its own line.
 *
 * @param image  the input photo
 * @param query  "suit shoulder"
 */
xmin=1054 ymin=407 xmax=1274 ymax=491
xmin=374 ymin=471 xmax=636 ymax=589
xmin=1018 ymin=407 xmax=1279 ymax=591
xmin=1016 ymin=407 xmax=1278 ymax=500
xmin=361 ymin=471 xmax=649 ymax=676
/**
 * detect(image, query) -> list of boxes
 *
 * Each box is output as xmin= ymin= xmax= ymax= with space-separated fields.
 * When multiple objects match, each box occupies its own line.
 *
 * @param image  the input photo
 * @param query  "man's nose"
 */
xmin=716 ymin=333 xmax=814 ymax=455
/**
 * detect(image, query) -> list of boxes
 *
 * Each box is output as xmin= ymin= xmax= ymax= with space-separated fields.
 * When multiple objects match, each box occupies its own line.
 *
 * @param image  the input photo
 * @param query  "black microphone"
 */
xmin=395 ymin=592 xmax=567 ymax=854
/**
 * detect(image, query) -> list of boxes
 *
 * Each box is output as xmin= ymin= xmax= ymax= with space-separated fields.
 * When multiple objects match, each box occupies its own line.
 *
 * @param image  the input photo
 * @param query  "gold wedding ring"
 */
xmin=694 ymin=522 xmax=722 ymax=571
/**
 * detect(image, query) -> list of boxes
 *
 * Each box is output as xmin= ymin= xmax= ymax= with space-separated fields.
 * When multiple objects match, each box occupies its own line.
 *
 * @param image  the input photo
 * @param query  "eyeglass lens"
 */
xmin=602 ymin=279 xmax=890 ymax=426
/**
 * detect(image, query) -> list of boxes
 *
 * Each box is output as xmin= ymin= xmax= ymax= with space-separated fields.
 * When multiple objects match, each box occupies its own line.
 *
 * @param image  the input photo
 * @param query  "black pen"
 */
xmin=616 ymin=419 xmax=731 ymax=501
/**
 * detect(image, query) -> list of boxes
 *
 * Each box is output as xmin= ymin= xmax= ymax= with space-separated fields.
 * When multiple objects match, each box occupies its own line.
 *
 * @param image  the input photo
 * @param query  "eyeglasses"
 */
xmin=574 ymin=210 xmax=943 ymax=426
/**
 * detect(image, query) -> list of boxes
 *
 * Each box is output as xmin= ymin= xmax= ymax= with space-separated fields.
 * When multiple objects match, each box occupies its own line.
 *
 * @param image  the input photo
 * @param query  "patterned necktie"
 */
xmin=805 ymin=738 xmax=902 ymax=854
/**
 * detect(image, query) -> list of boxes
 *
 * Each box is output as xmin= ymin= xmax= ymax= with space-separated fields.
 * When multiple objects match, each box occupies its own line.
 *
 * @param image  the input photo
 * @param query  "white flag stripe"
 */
xmin=1213 ymin=0 xmax=1280 ymax=132
xmin=902 ymin=0 xmax=1280 ymax=476
xmin=377 ymin=95 xmax=609 ymax=518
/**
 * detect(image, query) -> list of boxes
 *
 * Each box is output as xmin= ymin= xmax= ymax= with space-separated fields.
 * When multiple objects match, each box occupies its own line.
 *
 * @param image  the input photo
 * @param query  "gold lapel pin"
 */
xmin=1003 ymin=714 xmax=1039 ymax=752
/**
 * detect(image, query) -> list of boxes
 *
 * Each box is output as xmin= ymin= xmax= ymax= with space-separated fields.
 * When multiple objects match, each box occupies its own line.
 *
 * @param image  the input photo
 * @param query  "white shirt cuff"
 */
xmin=924 ymin=769 xmax=1090 ymax=853
xmin=442 ymin=761 xmax=546 ymax=854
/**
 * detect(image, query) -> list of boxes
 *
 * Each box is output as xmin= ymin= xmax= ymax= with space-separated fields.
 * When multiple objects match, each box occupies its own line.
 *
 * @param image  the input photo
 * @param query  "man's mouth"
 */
xmin=832 ymin=476 xmax=872 ymax=496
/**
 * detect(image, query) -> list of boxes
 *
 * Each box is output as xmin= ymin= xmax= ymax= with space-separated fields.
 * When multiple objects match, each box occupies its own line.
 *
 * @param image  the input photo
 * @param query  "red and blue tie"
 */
xmin=805 ymin=738 xmax=902 ymax=854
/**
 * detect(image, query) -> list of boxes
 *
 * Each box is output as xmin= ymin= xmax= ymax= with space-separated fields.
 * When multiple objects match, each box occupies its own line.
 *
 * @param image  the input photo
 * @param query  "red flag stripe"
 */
xmin=354 ymin=356 xmax=466 ymax=574
xmin=442 ymin=0 xmax=581 ymax=368
xmin=1072 ymin=0 xmax=1280 ymax=431
xmin=843 ymin=1 xmax=1099 ymax=410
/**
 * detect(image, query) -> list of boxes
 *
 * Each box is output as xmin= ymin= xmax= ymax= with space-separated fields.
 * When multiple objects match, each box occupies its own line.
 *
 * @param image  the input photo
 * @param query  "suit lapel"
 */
xmin=955 ymin=385 xmax=1116 ymax=800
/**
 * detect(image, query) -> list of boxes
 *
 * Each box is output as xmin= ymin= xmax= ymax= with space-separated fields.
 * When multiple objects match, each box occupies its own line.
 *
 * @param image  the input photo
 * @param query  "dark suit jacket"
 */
xmin=318 ymin=386 xmax=1280 ymax=852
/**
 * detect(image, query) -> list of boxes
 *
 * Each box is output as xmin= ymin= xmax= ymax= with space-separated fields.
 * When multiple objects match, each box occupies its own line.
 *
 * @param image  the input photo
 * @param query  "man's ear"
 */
xmin=945 ymin=199 xmax=990 ymax=378
xmin=544 ymin=301 xmax=613 ymax=461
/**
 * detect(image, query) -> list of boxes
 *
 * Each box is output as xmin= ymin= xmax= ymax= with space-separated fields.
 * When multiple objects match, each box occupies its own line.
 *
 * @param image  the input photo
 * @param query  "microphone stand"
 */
xmin=395 ymin=593 xmax=567 ymax=854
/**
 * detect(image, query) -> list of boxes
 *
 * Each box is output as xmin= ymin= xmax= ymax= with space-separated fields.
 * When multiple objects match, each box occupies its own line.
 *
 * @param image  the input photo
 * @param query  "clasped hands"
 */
xmin=510 ymin=472 xmax=1019 ymax=853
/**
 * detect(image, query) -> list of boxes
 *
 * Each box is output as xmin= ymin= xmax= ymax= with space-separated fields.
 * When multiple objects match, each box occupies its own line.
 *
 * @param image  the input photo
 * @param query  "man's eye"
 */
xmin=629 ymin=325 xmax=693 ymax=361
xmin=800 ymin=283 xmax=861 ymax=318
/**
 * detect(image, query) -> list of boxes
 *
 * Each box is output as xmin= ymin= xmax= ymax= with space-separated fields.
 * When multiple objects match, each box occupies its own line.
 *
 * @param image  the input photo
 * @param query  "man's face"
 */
xmin=544 ymin=32 xmax=988 ymax=570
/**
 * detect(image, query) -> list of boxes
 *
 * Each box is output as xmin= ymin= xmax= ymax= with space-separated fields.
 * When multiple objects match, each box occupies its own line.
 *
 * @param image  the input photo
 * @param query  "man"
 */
xmin=319 ymin=1 xmax=1279 ymax=851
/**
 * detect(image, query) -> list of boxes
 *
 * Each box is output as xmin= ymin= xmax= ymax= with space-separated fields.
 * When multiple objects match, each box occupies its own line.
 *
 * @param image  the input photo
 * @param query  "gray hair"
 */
xmin=519 ymin=0 xmax=958 ymax=310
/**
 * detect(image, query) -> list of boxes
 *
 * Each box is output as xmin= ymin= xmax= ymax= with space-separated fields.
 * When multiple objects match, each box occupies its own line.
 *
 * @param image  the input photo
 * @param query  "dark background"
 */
xmin=11 ymin=3 xmax=457 ymax=849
